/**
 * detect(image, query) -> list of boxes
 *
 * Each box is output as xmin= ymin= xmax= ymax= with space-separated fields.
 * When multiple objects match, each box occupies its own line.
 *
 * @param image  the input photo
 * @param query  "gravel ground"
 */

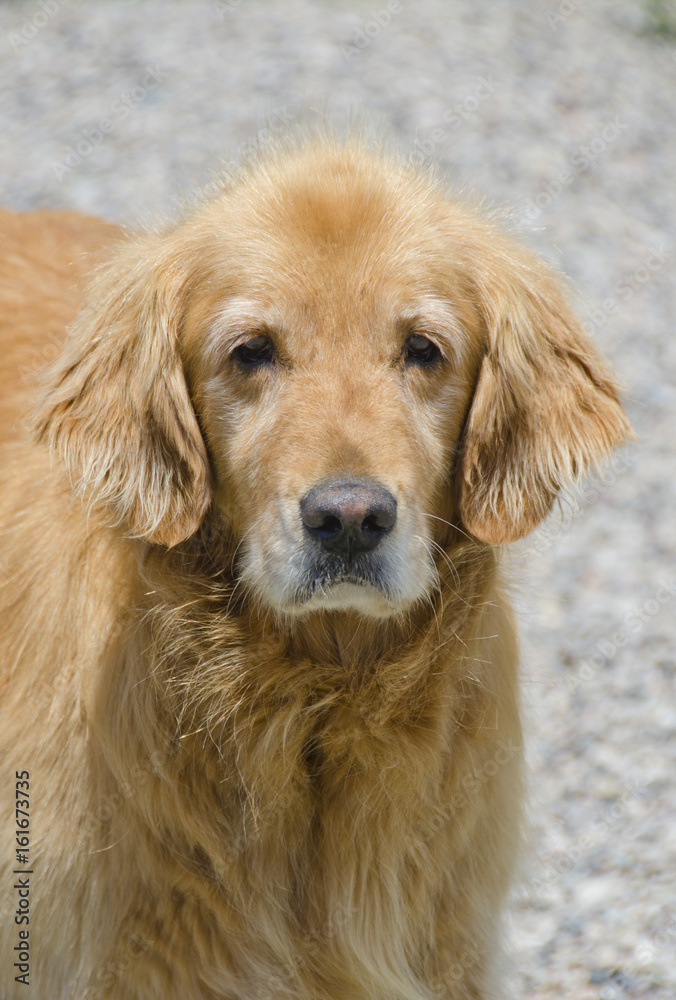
xmin=1 ymin=1 xmax=675 ymax=997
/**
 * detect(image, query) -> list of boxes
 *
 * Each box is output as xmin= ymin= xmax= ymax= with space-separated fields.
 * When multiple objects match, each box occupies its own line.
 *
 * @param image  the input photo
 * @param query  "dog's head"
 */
xmin=36 ymin=143 xmax=630 ymax=618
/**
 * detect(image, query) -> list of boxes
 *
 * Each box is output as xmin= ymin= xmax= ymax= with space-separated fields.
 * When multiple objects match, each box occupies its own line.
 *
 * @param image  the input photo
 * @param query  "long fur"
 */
xmin=0 ymin=139 xmax=630 ymax=1000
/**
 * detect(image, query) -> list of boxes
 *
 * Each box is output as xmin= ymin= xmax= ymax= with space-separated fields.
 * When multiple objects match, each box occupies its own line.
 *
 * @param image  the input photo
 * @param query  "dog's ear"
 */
xmin=456 ymin=241 xmax=632 ymax=545
xmin=34 ymin=234 xmax=211 ymax=547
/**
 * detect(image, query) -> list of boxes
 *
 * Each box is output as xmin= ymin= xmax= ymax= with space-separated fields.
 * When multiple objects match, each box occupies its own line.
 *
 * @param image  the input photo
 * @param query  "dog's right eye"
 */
xmin=232 ymin=335 xmax=276 ymax=368
xmin=404 ymin=334 xmax=441 ymax=366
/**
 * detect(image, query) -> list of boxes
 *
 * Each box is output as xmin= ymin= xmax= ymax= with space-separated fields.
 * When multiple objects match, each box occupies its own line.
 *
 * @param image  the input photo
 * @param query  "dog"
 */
xmin=0 ymin=138 xmax=630 ymax=1000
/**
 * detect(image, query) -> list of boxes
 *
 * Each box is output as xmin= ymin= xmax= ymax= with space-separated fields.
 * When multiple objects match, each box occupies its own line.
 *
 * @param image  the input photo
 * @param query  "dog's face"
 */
xmin=36 ymin=144 xmax=630 ymax=619
xmin=180 ymin=170 xmax=485 ymax=616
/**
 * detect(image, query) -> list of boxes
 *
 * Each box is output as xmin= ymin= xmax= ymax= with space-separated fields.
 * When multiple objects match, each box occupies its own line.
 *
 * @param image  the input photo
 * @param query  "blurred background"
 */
xmin=1 ymin=1 xmax=674 ymax=996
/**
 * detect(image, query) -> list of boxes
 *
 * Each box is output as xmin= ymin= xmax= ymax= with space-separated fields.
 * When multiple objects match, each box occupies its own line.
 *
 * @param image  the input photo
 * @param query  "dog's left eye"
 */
xmin=404 ymin=334 xmax=441 ymax=366
xmin=232 ymin=335 xmax=276 ymax=368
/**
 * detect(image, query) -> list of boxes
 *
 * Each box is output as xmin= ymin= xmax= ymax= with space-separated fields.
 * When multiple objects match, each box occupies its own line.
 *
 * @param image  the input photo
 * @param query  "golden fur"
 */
xmin=0 ymin=140 xmax=630 ymax=999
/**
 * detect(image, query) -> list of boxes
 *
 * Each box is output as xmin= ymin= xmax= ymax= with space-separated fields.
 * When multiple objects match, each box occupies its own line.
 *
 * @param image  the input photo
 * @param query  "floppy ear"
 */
xmin=34 ymin=234 xmax=211 ymax=547
xmin=457 ymin=245 xmax=632 ymax=545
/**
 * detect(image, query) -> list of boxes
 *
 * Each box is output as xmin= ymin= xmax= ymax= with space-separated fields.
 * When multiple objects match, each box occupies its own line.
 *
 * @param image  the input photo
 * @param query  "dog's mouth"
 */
xmin=292 ymin=554 xmax=393 ymax=609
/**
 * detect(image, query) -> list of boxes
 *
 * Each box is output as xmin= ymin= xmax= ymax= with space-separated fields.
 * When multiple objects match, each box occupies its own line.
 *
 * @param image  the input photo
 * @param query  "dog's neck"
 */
xmin=131 ymin=535 xmax=496 ymax=725
xmin=87 ymin=535 xmax=497 ymax=803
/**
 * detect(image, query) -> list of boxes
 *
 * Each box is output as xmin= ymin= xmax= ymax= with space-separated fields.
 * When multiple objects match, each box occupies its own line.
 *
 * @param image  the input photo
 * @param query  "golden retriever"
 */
xmin=0 ymin=138 xmax=630 ymax=1000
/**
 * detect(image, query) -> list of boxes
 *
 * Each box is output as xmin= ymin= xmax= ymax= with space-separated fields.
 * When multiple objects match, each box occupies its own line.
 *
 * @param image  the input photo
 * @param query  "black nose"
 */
xmin=300 ymin=480 xmax=397 ymax=558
